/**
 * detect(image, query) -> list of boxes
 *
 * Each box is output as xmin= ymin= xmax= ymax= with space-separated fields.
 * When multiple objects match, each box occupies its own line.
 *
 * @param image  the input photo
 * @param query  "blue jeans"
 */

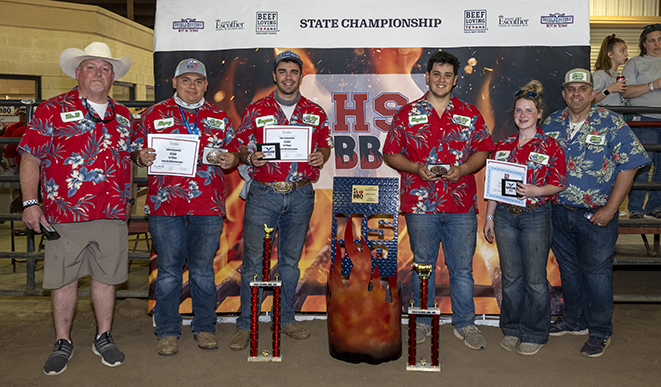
xmin=404 ymin=212 xmax=477 ymax=328
xmin=494 ymin=204 xmax=551 ymax=344
xmin=151 ymin=215 xmax=223 ymax=338
xmin=628 ymin=119 xmax=661 ymax=215
xmin=236 ymin=182 xmax=315 ymax=331
xmin=551 ymin=204 xmax=616 ymax=339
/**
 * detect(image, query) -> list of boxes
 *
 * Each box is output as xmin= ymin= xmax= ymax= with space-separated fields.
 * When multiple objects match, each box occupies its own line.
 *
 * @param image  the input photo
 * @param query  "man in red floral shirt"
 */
xmin=133 ymin=59 xmax=239 ymax=356
xmin=229 ymin=51 xmax=332 ymax=351
xmin=384 ymin=51 xmax=494 ymax=350
xmin=19 ymin=42 xmax=134 ymax=375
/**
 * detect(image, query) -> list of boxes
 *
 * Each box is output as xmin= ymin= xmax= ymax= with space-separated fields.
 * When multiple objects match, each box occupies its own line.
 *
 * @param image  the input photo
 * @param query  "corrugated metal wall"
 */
xmin=589 ymin=0 xmax=660 ymax=71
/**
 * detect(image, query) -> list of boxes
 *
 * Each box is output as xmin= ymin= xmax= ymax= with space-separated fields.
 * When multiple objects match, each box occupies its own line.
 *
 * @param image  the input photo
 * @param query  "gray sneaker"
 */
xmin=93 ymin=331 xmax=124 ymax=367
xmin=517 ymin=342 xmax=543 ymax=356
xmin=415 ymin=323 xmax=432 ymax=344
xmin=500 ymin=335 xmax=520 ymax=352
xmin=453 ymin=325 xmax=486 ymax=350
xmin=43 ymin=339 xmax=73 ymax=376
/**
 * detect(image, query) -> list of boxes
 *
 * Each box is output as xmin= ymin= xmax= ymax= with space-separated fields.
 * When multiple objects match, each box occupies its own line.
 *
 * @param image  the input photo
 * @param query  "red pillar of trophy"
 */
xmin=248 ymin=224 xmax=282 ymax=362
xmin=406 ymin=262 xmax=441 ymax=372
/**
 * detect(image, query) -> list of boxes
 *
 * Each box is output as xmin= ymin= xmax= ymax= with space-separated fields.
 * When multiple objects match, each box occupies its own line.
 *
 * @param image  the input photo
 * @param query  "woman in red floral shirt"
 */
xmin=483 ymin=80 xmax=566 ymax=356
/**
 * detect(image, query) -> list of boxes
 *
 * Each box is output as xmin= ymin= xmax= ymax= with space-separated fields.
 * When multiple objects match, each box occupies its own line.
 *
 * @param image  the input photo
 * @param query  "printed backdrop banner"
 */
xmin=148 ymin=0 xmax=590 ymax=315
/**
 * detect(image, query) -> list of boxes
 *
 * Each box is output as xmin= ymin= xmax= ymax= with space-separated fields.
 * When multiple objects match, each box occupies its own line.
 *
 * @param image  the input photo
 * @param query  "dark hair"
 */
xmin=511 ymin=80 xmax=546 ymax=126
xmin=426 ymin=51 xmax=459 ymax=76
xmin=639 ymin=24 xmax=661 ymax=56
xmin=594 ymin=34 xmax=626 ymax=71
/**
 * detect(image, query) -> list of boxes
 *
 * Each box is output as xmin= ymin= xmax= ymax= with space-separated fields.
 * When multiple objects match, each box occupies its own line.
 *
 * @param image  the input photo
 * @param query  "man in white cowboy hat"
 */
xmin=132 ymin=58 xmax=239 ymax=356
xmin=19 ymin=42 xmax=136 ymax=375
xmin=543 ymin=68 xmax=649 ymax=357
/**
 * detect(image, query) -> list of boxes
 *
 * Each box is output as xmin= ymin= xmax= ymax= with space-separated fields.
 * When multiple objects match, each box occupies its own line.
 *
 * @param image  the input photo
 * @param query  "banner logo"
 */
xmin=256 ymin=11 xmax=278 ymax=34
xmin=540 ymin=13 xmax=574 ymax=28
xmin=498 ymin=15 xmax=529 ymax=28
xmin=173 ymin=18 xmax=204 ymax=32
xmin=216 ymin=19 xmax=244 ymax=31
xmin=464 ymin=10 xmax=487 ymax=33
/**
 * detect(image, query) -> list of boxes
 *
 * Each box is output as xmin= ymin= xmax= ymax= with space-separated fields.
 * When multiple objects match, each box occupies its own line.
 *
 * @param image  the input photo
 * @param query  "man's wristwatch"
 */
xmin=23 ymin=199 xmax=39 ymax=209
xmin=128 ymin=198 xmax=135 ymax=205
xmin=246 ymin=152 xmax=253 ymax=166
xmin=650 ymin=82 xmax=655 ymax=91
xmin=602 ymin=89 xmax=610 ymax=96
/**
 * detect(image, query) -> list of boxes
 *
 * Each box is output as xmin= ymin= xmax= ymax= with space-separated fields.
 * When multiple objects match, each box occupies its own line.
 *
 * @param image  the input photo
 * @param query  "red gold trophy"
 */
xmin=406 ymin=262 xmax=440 ymax=372
xmin=248 ymin=224 xmax=282 ymax=362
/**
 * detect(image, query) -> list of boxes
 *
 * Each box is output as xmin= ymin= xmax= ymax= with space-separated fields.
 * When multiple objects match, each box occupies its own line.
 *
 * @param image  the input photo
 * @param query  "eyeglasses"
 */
xmin=644 ymin=24 xmax=661 ymax=30
xmin=515 ymin=90 xmax=538 ymax=98
xmin=83 ymin=98 xmax=116 ymax=124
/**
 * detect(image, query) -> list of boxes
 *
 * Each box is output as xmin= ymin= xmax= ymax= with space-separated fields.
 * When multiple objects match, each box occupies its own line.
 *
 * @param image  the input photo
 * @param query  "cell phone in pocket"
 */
xmin=40 ymin=221 xmax=61 ymax=240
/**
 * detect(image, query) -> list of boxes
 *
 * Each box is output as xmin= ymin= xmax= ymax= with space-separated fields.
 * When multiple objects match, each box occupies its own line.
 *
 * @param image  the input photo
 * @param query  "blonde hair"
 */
xmin=512 ymin=80 xmax=546 ymax=124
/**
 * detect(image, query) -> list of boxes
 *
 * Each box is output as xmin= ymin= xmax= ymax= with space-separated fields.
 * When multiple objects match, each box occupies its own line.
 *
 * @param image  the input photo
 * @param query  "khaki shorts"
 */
xmin=43 ymin=219 xmax=129 ymax=289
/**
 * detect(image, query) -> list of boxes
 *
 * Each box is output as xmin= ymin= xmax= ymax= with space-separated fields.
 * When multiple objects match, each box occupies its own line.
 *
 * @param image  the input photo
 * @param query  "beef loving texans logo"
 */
xmin=173 ymin=18 xmax=204 ymax=32
xmin=256 ymin=11 xmax=278 ymax=34
xmin=464 ymin=10 xmax=487 ymax=33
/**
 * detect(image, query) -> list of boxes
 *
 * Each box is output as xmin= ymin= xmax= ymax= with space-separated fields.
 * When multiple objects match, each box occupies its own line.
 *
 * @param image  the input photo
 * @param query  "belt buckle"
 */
xmin=273 ymin=181 xmax=292 ymax=193
xmin=506 ymin=204 xmax=525 ymax=215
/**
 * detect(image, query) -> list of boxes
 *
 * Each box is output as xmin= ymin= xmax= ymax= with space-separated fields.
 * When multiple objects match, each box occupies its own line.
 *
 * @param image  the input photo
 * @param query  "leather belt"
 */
xmin=561 ymin=204 xmax=580 ymax=211
xmin=505 ymin=202 xmax=542 ymax=215
xmin=254 ymin=180 xmax=311 ymax=193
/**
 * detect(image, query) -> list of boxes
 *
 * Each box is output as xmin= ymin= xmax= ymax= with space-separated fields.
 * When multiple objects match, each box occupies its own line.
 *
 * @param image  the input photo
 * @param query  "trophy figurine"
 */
xmin=406 ymin=262 xmax=440 ymax=372
xmin=248 ymin=224 xmax=282 ymax=362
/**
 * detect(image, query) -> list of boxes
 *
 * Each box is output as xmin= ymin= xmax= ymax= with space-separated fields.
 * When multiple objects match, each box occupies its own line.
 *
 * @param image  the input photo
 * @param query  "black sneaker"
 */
xmin=549 ymin=317 xmax=588 ymax=336
xmin=580 ymin=336 xmax=611 ymax=357
xmin=43 ymin=339 xmax=73 ymax=376
xmin=93 ymin=331 xmax=125 ymax=367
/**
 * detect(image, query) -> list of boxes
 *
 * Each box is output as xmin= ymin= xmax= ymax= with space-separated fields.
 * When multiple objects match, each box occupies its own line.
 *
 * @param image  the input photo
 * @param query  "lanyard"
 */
xmin=178 ymin=106 xmax=199 ymax=136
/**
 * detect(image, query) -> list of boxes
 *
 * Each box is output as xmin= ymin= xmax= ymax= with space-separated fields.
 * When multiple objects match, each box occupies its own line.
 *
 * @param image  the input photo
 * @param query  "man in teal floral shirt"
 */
xmin=543 ymin=68 xmax=650 ymax=358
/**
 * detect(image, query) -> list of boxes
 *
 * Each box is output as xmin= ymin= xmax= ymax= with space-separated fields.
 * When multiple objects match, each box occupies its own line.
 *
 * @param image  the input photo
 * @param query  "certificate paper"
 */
xmin=263 ymin=126 xmax=312 ymax=162
xmin=484 ymin=159 xmax=527 ymax=207
xmin=148 ymin=133 xmax=200 ymax=177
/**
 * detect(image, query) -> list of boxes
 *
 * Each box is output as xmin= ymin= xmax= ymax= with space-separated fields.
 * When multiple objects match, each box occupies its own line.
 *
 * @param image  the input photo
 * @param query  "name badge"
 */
xmin=302 ymin=114 xmax=320 ymax=126
xmin=452 ymin=114 xmax=471 ymax=127
xmin=528 ymin=152 xmax=550 ymax=165
xmin=546 ymin=131 xmax=560 ymax=139
xmin=116 ymin=114 xmax=130 ymax=126
xmin=205 ymin=117 xmax=225 ymax=130
xmin=494 ymin=150 xmax=510 ymax=161
xmin=256 ymin=115 xmax=276 ymax=127
xmin=60 ymin=110 xmax=83 ymax=122
xmin=154 ymin=118 xmax=174 ymax=130
xmin=585 ymin=134 xmax=606 ymax=146
xmin=408 ymin=114 xmax=428 ymax=126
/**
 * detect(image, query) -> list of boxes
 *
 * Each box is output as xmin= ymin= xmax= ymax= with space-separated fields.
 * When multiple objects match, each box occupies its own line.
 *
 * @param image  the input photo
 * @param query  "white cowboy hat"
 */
xmin=59 ymin=42 xmax=131 ymax=80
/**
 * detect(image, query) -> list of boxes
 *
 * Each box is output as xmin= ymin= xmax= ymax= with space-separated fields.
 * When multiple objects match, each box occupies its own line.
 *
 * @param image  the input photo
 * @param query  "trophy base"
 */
xmin=406 ymin=361 xmax=440 ymax=372
xmin=248 ymin=353 xmax=282 ymax=362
